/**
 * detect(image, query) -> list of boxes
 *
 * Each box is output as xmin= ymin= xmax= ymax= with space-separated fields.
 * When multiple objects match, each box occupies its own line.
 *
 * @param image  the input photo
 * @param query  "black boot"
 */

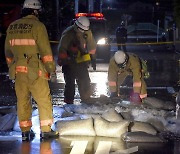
xmin=40 ymin=130 xmax=59 ymax=139
xmin=22 ymin=130 xmax=35 ymax=141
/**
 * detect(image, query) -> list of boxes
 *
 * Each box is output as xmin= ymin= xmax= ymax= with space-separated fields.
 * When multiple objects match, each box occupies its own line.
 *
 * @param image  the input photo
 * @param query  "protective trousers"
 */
xmin=117 ymin=72 xmax=147 ymax=96
xmin=62 ymin=62 xmax=91 ymax=103
xmin=15 ymin=74 xmax=53 ymax=132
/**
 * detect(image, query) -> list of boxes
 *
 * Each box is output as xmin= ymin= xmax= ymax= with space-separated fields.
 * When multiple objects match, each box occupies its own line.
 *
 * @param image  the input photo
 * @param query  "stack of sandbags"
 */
xmin=55 ymin=108 xmax=130 ymax=138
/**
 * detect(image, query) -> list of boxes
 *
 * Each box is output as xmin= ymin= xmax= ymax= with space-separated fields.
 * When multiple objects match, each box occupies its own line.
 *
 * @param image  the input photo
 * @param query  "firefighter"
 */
xmin=108 ymin=50 xmax=147 ymax=104
xmin=5 ymin=0 xmax=59 ymax=141
xmin=116 ymin=21 xmax=127 ymax=52
xmin=58 ymin=16 xmax=96 ymax=104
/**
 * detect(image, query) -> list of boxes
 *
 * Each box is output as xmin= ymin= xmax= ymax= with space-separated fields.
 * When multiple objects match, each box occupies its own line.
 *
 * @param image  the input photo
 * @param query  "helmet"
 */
xmin=114 ymin=50 xmax=127 ymax=64
xmin=75 ymin=16 xmax=90 ymax=31
xmin=23 ymin=0 xmax=42 ymax=10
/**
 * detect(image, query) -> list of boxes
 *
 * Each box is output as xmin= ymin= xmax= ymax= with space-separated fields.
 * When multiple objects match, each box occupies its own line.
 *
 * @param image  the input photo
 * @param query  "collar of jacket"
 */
xmin=23 ymin=15 xmax=39 ymax=21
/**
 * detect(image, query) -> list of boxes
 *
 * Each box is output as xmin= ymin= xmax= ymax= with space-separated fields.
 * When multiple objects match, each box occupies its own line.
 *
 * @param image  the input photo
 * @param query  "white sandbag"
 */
xmin=122 ymin=132 xmax=166 ymax=143
xmin=94 ymin=117 xmax=130 ymax=138
xmin=129 ymin=121 xmax=157 ymax=135
xmin=101 ymin=109 xmax=123 ymax=122
xmin=51 ymin=116 xmax=81 ymax=131
xmin=0 ymin=113 xmax=17 ymax=131
xmin=55 ymin=118 xmax=96 ymax=136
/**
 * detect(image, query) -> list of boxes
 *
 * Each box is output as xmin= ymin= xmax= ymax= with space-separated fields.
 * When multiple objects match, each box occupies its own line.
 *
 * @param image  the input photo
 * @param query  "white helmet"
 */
xmin=75 ymin=16 xmax=90 ymax=31
xmin=23 ymin=0 xmax=42 ymax=10
xmin=114 ymin=50 xmax=127 ymax=64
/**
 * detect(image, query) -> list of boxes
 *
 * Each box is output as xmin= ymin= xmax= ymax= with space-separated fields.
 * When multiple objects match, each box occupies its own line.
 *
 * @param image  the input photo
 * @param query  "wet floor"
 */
xmin=0 ymin=135 xmax=179 ymax=154
xmin=0 ymin=44 xmax=180 ymax=153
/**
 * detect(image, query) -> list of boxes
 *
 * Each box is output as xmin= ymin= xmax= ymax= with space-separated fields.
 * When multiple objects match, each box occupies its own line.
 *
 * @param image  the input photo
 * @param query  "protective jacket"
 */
xmin=58 ymin=25 xmax=96 ymax=66
xmin=108 ymin=53 xmax=147 ymax=99
xmin=5 ymin=15 xmax=55 ymax=132
xmin=5 ymin=15 xmax=55 ymax=80
xmin=57 ymin=25 xmax=96 ymax=103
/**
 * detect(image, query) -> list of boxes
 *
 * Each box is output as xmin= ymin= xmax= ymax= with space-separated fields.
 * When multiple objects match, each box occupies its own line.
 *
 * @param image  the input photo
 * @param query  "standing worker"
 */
xmin=5 ymin=0 xmax=59 ymax=141
xmin=116 ymin=21 xmax=127 ymax=52
xmin=58 ymin=16 xmax=96 ymax=104
xmin=108 ymin=50 xmax=147 ymax=104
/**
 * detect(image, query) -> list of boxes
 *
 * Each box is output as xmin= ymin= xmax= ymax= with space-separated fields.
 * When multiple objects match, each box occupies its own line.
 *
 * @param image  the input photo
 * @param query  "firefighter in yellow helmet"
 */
xmin=108 ymin=50 xmax=147 ymax=104
xmin=5 ymin=0 xmax=59 ymax=141
xmin=58 ymin=16 xmax=96 ymax=104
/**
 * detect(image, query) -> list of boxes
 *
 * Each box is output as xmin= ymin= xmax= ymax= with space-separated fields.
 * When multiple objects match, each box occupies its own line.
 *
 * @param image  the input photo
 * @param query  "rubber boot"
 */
xmin=40 ymin=130 xmax=59 ymax=140
xmin=22 ymin=130 xmax=35 ymax=141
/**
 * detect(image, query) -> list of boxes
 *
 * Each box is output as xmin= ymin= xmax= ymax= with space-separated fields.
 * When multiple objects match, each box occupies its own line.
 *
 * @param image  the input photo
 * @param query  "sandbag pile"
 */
xmin=0 ymin=96 xmax=176 ymax=143
xmin=55 ymin=107 xmax=167 ymax=142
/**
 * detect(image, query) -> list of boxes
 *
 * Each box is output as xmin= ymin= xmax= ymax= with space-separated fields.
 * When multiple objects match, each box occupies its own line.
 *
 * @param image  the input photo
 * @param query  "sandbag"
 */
xmin=129 ymin=121 xmax=157 ymax=135
xmin=101 ymin=109 xmax=123 ymax=122
xmin=143 ymin=97 xmax=175 ymax=110
xmin=0 ymin=113 xmax=17 ymax=131
xmin=122 ymin=132 xmax=166 ymax=143
xmin=147 ymin=118 xmax=167 ymax=132
xmin=94 ymin=117 xmax=130 ymax=138
xmin=55 ymin=118 xmax=96 ymax=136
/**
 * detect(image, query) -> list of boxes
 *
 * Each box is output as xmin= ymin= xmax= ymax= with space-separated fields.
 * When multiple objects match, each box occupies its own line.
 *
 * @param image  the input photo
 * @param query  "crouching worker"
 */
xmin=108 ymin=50 xmax=147 ymax=104
xmin=5 ymin=0 xmax=59 ymax=141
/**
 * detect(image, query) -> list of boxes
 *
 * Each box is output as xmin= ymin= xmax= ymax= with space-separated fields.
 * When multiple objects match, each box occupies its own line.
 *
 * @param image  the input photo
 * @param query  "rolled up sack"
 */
xmin=129 ymin=121 xmax=157 ymax=135
xmin=94 ymin=117 xmax=130 ymax=138
xmin=122 ymin=131 xmax=166 ymax=143
xmin=55 ymin=118 xmax=96 ymax=136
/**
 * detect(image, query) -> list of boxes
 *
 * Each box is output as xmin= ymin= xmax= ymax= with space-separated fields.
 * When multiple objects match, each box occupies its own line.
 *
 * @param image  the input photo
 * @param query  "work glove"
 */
xmin=129 ymin=92 xmax=142 ymax=104
xmin=50 ymin=72 xmax=57 ymax=83
xmin=110 ymin=92 xmax=118 ymax=98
